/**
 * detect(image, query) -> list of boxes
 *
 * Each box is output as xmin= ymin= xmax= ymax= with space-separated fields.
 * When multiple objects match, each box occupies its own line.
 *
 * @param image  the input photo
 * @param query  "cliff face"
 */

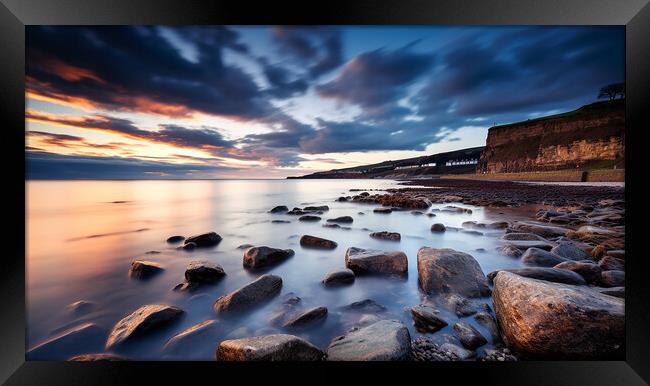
xmin=477 ymin=100 xmax=625 ymax=173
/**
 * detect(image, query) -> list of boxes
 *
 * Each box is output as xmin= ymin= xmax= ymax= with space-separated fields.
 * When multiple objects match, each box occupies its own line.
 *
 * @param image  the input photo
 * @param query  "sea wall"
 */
xmin=477 ymin=100 xmax=625 ymax=173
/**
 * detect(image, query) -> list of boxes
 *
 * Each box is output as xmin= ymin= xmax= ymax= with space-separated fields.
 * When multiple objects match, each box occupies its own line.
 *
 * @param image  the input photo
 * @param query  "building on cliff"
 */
xmin=477 ymin=99 xmax=625 ymax=173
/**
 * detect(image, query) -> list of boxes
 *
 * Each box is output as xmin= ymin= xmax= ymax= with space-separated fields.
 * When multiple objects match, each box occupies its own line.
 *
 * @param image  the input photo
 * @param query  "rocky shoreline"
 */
xmin=29 ymin=178 xmax=625 ymax=361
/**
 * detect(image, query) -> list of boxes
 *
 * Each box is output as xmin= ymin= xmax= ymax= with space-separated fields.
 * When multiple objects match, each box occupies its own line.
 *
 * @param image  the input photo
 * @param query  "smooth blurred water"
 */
xmin=26 ymin=179 xmax=532 ymax=360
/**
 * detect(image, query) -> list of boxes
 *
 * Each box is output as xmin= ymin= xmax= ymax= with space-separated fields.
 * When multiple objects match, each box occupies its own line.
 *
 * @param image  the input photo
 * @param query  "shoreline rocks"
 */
xmin=345 ymin=247 xmax=408 ymax=276
xmin=282 ymin=306 xmax=328 ymax=328
xmin=430 ymin=223 xmax=446 ymax=232
xmin=417 ymin=247 xmax=490 ymax=297
xmin=411 ymin=306 xmax=448 ymax=333
xmin=106 ymin=305 xmax=184 ymax=350
xmin=453 ymin=322 xmax=487 ymax=350
xmin=327 ymin=216 xmax=353 ymax=223
xmin=28 ymin=323 xmax=105 ymax=360
xmin=269 ymin=205 xmax=289 ymax=213
xmin=217 ymin=334 xmax=324 ymax=361
xmin=326 ymin=320 xmax=411 ymax=361
xmin=300 ymin=235 xmax=337 ymax=249
xmin=214 ymin=274 xmax=282 ymax=314
xmin=487 ymin=267 xmax=586 ymax=286
xmin=521 ymin=248 xmax=568 ymax=267
xmin=369 ymin=231 xmax=401 ymax=241
xmin=299 ymin=215 xmax=321 ymax=222
xmin=128 ymin=260 xmax=164 ymax=279
xmin=322 ymin=269 xmax=355 ymax=287
xmin=243 ymin=246 xmax=295 ymax=269
xmin=185 ymin=232 xmax=222 ymax=247
xmin=166 ymin=235 xmax=185 ymax=243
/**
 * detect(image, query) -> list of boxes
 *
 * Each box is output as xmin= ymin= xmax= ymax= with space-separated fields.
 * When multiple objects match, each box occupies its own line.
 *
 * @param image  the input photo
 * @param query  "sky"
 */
xmin=25 ymin=26 xmax=624 ymax=179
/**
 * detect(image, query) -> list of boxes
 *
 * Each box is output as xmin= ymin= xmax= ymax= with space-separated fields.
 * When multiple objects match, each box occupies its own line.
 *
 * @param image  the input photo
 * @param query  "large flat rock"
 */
xmin=214 ymin=274 xmax=282 ymax=314
xmin=492 ymin=271 xmax=624 ymax=359
xmin=326 ymin=320 xmax=411 ymax=361
xmin=417 ymin=247 xmax=490 ymax=297
xmin=106 ymin=305 xmax=184 ymax=349
xmin=217 ymin=334 xmax=324 ymax=361
xmin=487 ymin=267 xmax=586 ymax=286
xmin=345 ymin=247 xmax=408 ymax=275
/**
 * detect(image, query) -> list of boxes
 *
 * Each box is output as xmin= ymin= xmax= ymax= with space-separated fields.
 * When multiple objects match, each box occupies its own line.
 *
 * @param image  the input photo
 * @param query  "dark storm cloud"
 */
xmin=271 ymin=26 xmax=343 ymax=78
xmin=258 ymin=57 xmax=309 ymax=99
xmin=26 ymin=26 xmax=274 ymax=119
xmin=26 ymin=151 xmax=241 ymax=179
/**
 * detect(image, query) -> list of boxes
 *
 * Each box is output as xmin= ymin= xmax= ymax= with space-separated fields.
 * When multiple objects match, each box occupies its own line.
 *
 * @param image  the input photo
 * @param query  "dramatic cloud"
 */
xmin=271 ymin=26 xmax=343 ymax=78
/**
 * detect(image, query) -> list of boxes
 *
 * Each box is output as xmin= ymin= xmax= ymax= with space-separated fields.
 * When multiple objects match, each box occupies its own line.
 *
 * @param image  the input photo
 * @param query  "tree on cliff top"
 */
xmin=598 ymin=82 xmax=625 ymax=100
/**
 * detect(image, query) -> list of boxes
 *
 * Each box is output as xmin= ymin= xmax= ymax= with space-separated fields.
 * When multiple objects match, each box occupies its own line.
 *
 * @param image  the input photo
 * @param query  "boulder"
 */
xmin=453 ymin=322 xmax=487 ymax=350
xmin=300 ymin=235 xmax=337 ymax=249
xmin=163 ymin=320 xmax=219 ymax=358
xmin=345 ymin=247 xmax=408 ymax=275
xmin=501 ymin=232 xmax=549 ymax=241
xmin=243 ymin=246 xmax=295 ymax=269
xmin=322 ymin=269 xmax=355 ymax=287
xmin=599 ymin=256 xmax=625 ymax=271
xmin=521 ymin=248 xmax=568 ymax=267
xmin=326 ymin=320 xmax=411 ymax=361
xmin=504 ymin=240 xmax=555 ymax=251
xmin=283 ymin=307 xmax=328 ymax=328
xmin=341 ymin=299 xmax=386 ymax=313
xmin=430 ymin=223 xmax=446 ymax=232
xmin=369 ymin=231 xmax=401 ymax=241
xmin=185 ymin=261 xmax=226 ymax=283
xmin=496 ymin=244 xmax=523 ymax=257
xmin=182 ymin=242 xmax=197 ymax=251
xmin=474 ymin=312 xmax=499 ymax=340
xmin=269 ymin=205 xmax=289 ymax=213
xmin=105 ymin=305 xmax=184 ymax=349
xmin=509 ymin=222 xmax=570 ymax=238
xmin=373 ymin=208 xmax=392 ymax=214
xmin=272 ymin=220 xmax=290 ymax=224
xmin=28 ymin=323 xmax=105 ymax=360
xmin=299 ymin=215 xmax=321 ymax=222
xmin=68 ymin=353 xmax=128 ymax=361
xmin=185 ymin=232 xmax=222 ymax=247
xmin=487 ymin=267 xmax=586 ymax=286
xmin=600 ymin=270 xmax=625 ymax=287
xmin=606 ymin=250 xmax=625 ymax=259
xmin=417 ymin=247 xmax=490 ymax=297
xmin=410 ymin=306 xmax=448 ymax=333
xmin=440 ymin=343 xmax=476 ymax=360
xmin=214 ymin=274 xmax=282 ymax=314
xmin=128 ymin=260 xmax=164 ymax=279
xmin=304 ymin=205 xmax=329 ymax=212
xmin=438 ymin=293 xmax=477 ymax=316
xmin=217 ymin=334 xmax=324 ymax=361
xmin=327 ymin=216 xmax=353 ymax=223
xmin=551 ymin=241 xmax=590 ymax=261
xmin=492 ymin=271 xmax=624 ymax=358
xmin=166 ymin=235 xmax=185 ymax=243
xmin=594 ymin=286 xmax=625 ymax=298
xmin=554 ymin=261 xmax=602 ymax=283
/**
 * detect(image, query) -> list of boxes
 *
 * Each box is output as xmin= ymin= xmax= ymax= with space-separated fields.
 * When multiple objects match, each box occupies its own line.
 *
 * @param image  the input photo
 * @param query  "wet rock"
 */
xmin=341 ymin=299 xmax=386 ymax=313
xmin=488 ymin=221 xmax=509 ymax=229
xmin=441 ymin=206 xmax=472 ymax=214
xmin=599 ymin=256 xmax=625 ymax=271
xmin=237 ymin=244 xmax=253 ymax=251
xmin=163 ymin=320 xmax=219 ymax=357
xmin=287 ymin=208 xmax=307 ymax=215
xmin=182 ymin=242 xmax=197 ymax=251
xmin=594 ymin=286 xmax=625 ymax=298
xmin=304 ymin=205 xmax=329 ymax=212
xmin=327 ymin=216 xmax=353 ymax=223
xmin=521 ymin=247 xmax=568 ymax=267
xmin=373 ymin=207 xmax=392 ymax=214
xmin=411 ymin=306 xmax=448 ymax=333
xmin=128 ymin=260 xmax=164 ymax=279
xmin=509 ymin=221 xmax=570 ymax=238
xmin=554 ymin=261 xmax=602 ymax=283
xmin=496 ymin=244 xmax=523 ymax=257
xmin=426 ymin=213 xmax=436 ymax=217
xmin=504 ymin=240 xmax=556 ymax=251
xmin=492 ymin=271 xmax=624 ymax=359
xmin=411 ymin=337 xmax=461 ymax=361
xmin=439 ymin=293 xmax=477 ymax=316
xmin=185 ymin=232 xmax=222 ymax=247
xmin=453 ymin=322 xmax=487 ymax=350
xmin=28 ymin=323 xmax=105 ymax=360
xmin=184 ymin=261 xmax=226 ymax=283
xmin=166 ymin=235 xmax=185 ymax=243
xmin=487 ymin=267 xmax=586 ymax=286
xmin=69 ymin=353 xmax=128 ymax=361
xmin=337 ymin=197 xmax=349 ymax=202
xmin=283 ymin=306 xmax=328 ymax=328
xmin=430 ymin=223 xmax=446 ymax=232
xmin=440 ymin=343 xmax=475 ymax=360
xmin=551 ymin=241 xmax=590 ymax=261
xmin=474 ymin=312 xmax=499 ymax=341
xmin=322 ymin=269 xmax=355 ymax=287
xmin=600 ymin=270 xmax=625 ymax=287
xmin=269 ymin=205 xmax=289 ymax=213
xmin=106 ymin=305 xmax=184 ymax=349
xmin=217 ymin=334 xmax=324 ymax=361
xmin=345 ymin=247 xmax=408 ymax=275
xmin=606 ymin=250 xmax=625 ymax=259
xmin=271 ymin=220 xmax=290 ymax=224
xmin=417 ymin=247 xmax=490 ymax=297
xmin=369 ymin=231 xmax=401 ymax=241
xmin=411 ymin=211 xmax=424 ymax=215
xmin=478 ymin=347 xmax=518 ymax=362
xmin=66 ymin=300 xmax=96 ymax=315
xmin=243 ymin=246 xmax=295 ymax=269
xmin=358 ymin=314 xmax=381 ymax=327
xmin=501 ymin=232 xmax=549 ymax=241
xmin=326 ymin=320 xmax=411 ymax=361
xmin=214 ymin=274 xmax=282 ymax=314
xmin=300 ymin=235 xmax=337 ymax=249
xmin=299 ymin=215 xmax=321 ymax=222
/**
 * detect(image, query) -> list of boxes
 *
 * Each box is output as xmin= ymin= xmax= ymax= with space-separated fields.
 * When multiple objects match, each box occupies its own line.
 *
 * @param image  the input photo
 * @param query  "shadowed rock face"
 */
xmin=105 ymin=305 xmax=184 ymax=350
xmin=128 ymin=260 xmax=164 ymax=279
xmin=345 ymin=247 xmax=408 ymax=275
xmin=509 ymin=222 xmax=569 ymax=238
xmin=163 ymin=320 xmax=219 ymax=358
xmin=411 ymin=306 xmax=448 ymax=333
xmin=554 ymin=261 xmax=602 ymax=283
xmin=322 ymin=269 xmax=355 ymax=287
xmin=551 ymin=241 xmax=590 ymax=260
xmin=417 ymin=247 xmax=490 ymax=297
xmin=185 ymin=261 xmax=225 ymax=283
xmin=326 ymin=320 xmax=411 ymax=361
xmin=243 ymin=246 xmax=295 ymax=269
xmin=492 ymin=271 xmax=624 ymax=359
xmin=521 ymin=248 xmax=568 ymax=267
xmin=184 ymin=232 xmax=222 ymax=247
xmin=453 ymin=322 xmax=487 ymax=350
xmin=599 ymin=256 xmax=625 ymax=271
xmin=216 ymin=334 xmax=324 ymax=361
xmin=487 ymin=267 xmax=586 ymax=286
xmin=269 ymin=205 xmax=289 ymax=213
xmin=213 ymin=274 xmax=283 ymax=314
xmin=282 ymin=306 xmax=328 ymax=328
xmin=28 ymin=323 xmax=106 ymax=360
xmin=600 ymin=270 xmax=625 ymax=287
xmin=300 ymin=235 xmax=337 ymax=249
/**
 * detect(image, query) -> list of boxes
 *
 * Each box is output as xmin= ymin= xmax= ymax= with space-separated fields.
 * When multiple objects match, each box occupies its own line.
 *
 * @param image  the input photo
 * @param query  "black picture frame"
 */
xmin=2 ymin=0 xmax=648 ymax=384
